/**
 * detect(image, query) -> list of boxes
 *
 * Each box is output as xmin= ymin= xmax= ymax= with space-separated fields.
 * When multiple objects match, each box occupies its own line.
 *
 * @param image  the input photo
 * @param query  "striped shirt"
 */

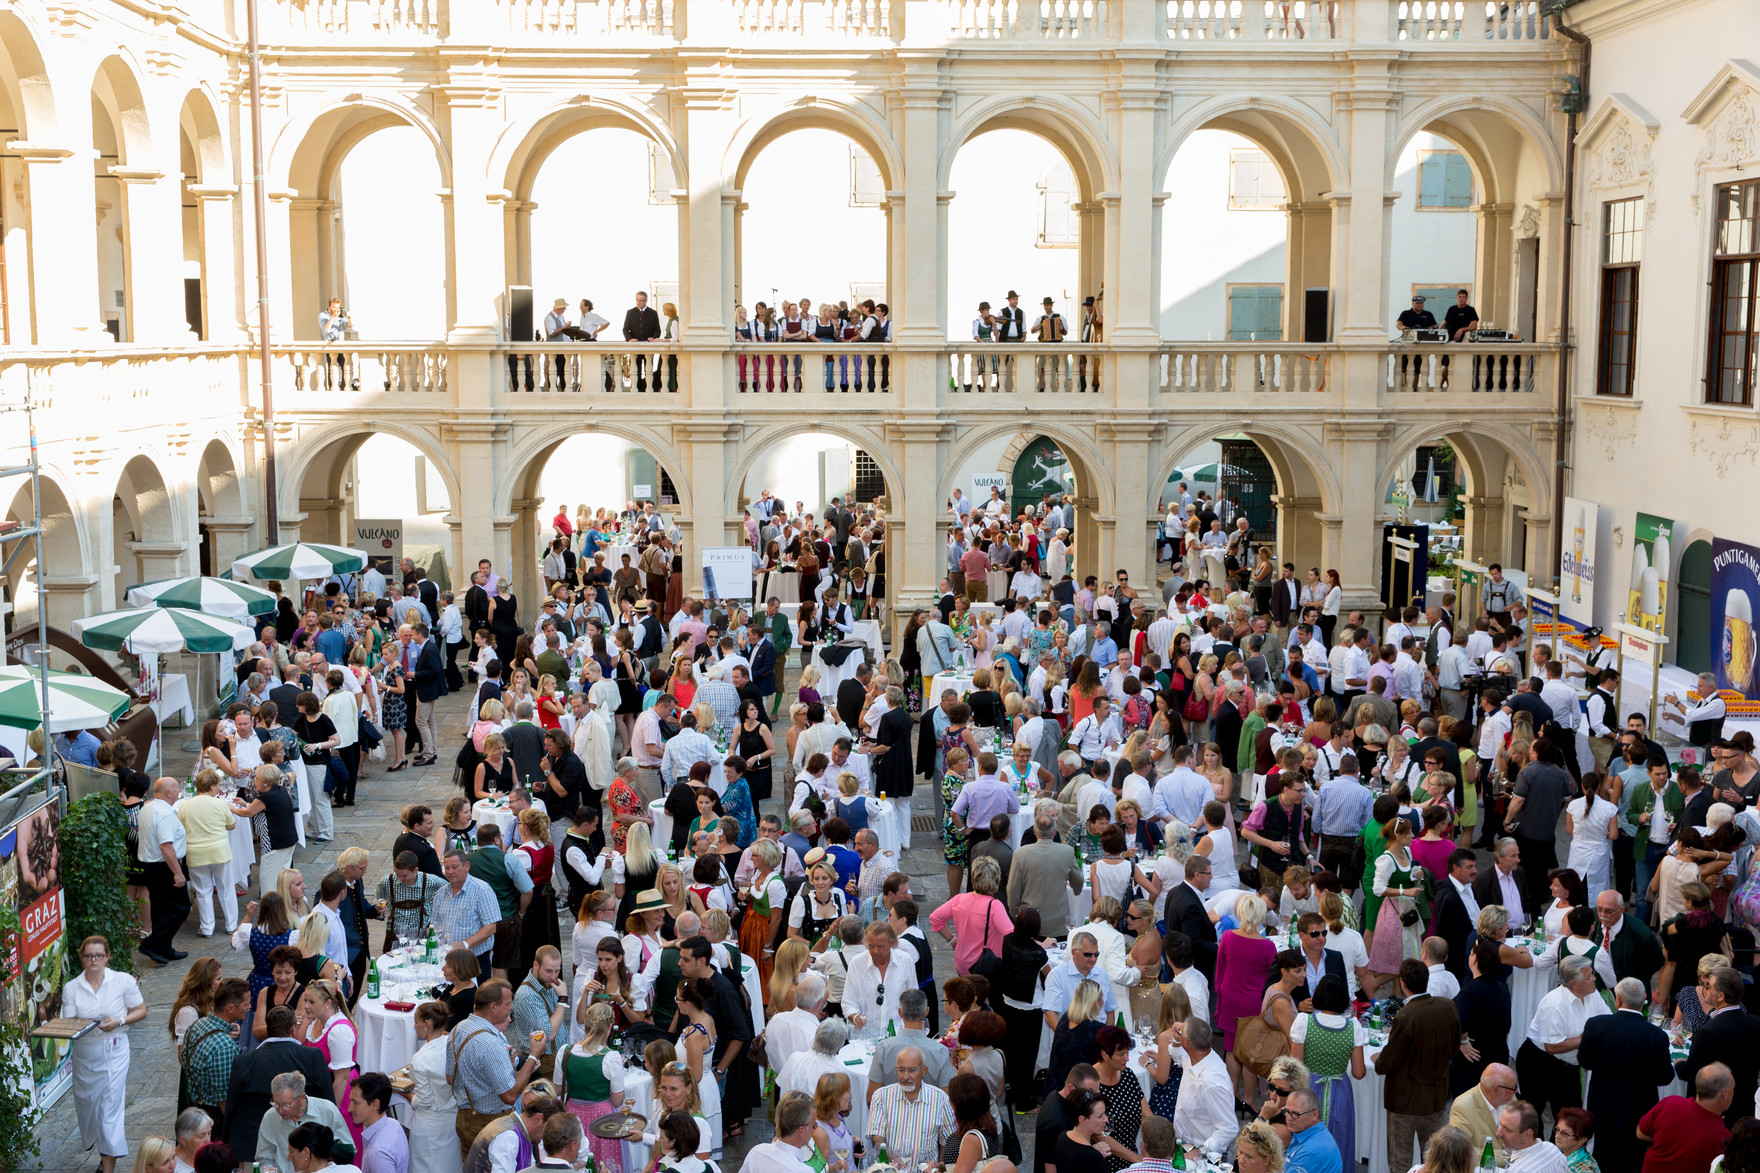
xmin=510 ymin=975 xmax=560 ymax=1060
xmin=868 ymin=1082 xmax=955 ymax=1170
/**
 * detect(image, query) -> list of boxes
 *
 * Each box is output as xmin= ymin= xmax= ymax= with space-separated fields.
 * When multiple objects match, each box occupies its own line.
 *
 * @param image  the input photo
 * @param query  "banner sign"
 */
xmin=7 ymin=801 xmax=71 ymax=1109
xmin=1558 ymin=496 xmax=1600 ymax=632
xmin=971 ymin=473 xmax=1007 ymax=492
xmin=1619 ymin=625 xmax=1661 ymax=667
xmin=352 ymin=518 xmax=403 ymax=575
xmin=701 ymin=547 xmax=755 ymax=601
xmin=1629 ymin=512 xmax=1674 ymax=634
xmin=1711 ymin=537 xmax=1760 ymax=703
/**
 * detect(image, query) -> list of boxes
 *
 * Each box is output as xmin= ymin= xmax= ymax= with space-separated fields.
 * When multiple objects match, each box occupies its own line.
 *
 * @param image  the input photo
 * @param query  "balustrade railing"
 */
xmin=1392 ymin=0 xmax=1549 ymax=40
xmin=1381 ymin=342 xmax=1545 ymax=394
xmin=257 ymin=0 xmax=1558 ymax=44
xmin=272 ymin=0 xmax=440 ymax=36
xmin=732 ymin=345 xmax=892 ymax=393
xmin=279 ymin=344 xmax=449 ymax=394
xmin=504 ymin=345 xmax=684 ymax=394
xmin=1157 ymin=344 xmax=1331 ymax=392
xmin=942 ymin=345 xmax=1103 ymax=393
xmin=1165 ymin=1 xmax=1340 ymax=41
xmin=941 ymin=0 xmax=1110 ymax=40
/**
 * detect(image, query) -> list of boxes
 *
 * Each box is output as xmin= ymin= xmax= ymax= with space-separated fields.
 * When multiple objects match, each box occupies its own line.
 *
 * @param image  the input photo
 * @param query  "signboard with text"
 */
xmin=1629 ymin=512 xmax=1674 ymax=634
xmin=352 ymin=518 xmax=403 ymax=575
xmin=702 ymin=546 xmax=755 ymax=601
xmin=8 ymin=801 xmax=71 ymax=1109
xmin=1558 ymin=496 xmax=1599 ymax=633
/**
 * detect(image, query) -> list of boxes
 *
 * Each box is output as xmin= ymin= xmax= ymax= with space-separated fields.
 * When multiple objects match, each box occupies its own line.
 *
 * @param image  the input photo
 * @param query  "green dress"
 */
xmin=1358 ymin=820 xmax=1389 ymax=930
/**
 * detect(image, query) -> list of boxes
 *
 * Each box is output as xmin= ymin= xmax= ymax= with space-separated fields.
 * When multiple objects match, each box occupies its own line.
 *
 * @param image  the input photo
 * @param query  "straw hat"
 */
xmin=632 ymin=889 xmax=665 ymax=914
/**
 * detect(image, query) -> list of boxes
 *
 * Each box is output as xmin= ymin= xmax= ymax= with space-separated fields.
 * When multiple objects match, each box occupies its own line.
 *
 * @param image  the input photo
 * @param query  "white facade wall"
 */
xmin=1566 ymin=0 xmax=1760 ymax=665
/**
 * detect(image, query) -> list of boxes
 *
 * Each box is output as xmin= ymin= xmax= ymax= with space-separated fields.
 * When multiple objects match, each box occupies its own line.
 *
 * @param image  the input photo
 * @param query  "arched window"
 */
xmin=1677 ymin=540 xmax=1713 ymax=675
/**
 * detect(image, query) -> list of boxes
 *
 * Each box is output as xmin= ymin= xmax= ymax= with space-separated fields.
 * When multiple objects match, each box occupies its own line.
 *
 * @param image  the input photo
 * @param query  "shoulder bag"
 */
xmin=971 ymin=899 xmax=1003 ymax=984
xmin=1234 ymin=989 xmax=1292 ymax=1078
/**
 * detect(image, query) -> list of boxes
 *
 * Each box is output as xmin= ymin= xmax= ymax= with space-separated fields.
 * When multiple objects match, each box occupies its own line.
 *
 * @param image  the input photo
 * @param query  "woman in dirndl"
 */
xmin=61 ymin=935 xmax=147 ymax=1173
xmin=1290 ymin=973 xmax=1366 ymax=1167
xmin=1367 ymin=816 xmax=1424 ymax=990
xmin=556 ymin=1002 xmax=628 ymax=1173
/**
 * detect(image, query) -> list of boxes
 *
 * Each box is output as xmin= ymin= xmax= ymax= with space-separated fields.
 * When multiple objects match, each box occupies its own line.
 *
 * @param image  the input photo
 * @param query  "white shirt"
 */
xmin=1154 ymin=768 xmax=1213 ymax=826
xmin=1342 ymin=646 xmax=1372 ymax=689
xmin=1120 ymin=772 xmax=1155 ymax=816
xmin=1325 ymin=926 xmax=1371 ymax=999
xmin=1507 ymin=1142 xmax=1569 ymax=1173
xmin=1479 ymin=709 xmax=1511 ymax=761
xmin=1392 ymin=653 xmax=1426 ymax=704
xmin=1070 ymin=713 xmax=1122 ymax=761
xmin=1074 ymin=779 xmax=1115 ymax=820
xmin=1427 ymin=963 xmax=1461 ymax=1001
xmin=1541 ymin=680 xmax=1581 ymax=729
xmin=1451 ymin=875 xmax=1483 ymax=924
xmin=1534 ymin=935 xmax=1618 ymax=989
xmin=1174 ymin=1048 xmax=1240 ymax=1152
xmin=842 ymin=951 xmax=909 ymax=1032
xmin=1465 ymin=630 xmax=1493 ymax=662
xmin=1526 ymin=982 xmax=1610 ymax=1064
xmin=764 ymin=1007 xmax=821 ymax=1072
xmin=1147 ymin=617 xmax=1178 ymax=663
xmin=1170 ymin=966 xmax=1211 ymax=1024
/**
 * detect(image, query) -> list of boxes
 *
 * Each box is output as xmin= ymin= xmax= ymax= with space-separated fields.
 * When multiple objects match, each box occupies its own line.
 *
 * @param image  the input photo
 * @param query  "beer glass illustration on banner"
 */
xmin=1725 ymin=588 xmax=1757 ymax=693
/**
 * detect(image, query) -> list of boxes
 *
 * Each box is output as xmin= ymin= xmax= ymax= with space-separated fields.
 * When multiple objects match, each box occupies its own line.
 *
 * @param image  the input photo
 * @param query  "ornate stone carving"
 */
xmin=1689 ymin=415 xmax=1760 ymax=478
xmin=1511 ymin=203 xmax=1539 ymax=271
xmin=1692 ymin=89 xmax=1760 ymax=215
xmin=1579 ymin=404 xmax=1639 ymax=457
xmin=1588 ymin=118 xmax=1652 ymax=190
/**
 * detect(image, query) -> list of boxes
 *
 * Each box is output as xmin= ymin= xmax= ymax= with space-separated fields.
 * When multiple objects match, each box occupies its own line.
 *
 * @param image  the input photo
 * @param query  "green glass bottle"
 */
xmin=886 ymin=1017 xmax=896 ymax=1037
xmin=1172 ymin=1141 xmax=1187 ymax=1170
xmin=1480 ymin=1137 xmax=1497 ymax=1172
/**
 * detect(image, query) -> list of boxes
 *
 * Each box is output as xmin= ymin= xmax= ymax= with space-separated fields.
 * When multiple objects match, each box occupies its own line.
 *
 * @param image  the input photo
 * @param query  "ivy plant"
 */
xmin=61 ymin=793 xmax=138 ymax=978
xmin=0 ymin=901 xmax=42 ymax=1172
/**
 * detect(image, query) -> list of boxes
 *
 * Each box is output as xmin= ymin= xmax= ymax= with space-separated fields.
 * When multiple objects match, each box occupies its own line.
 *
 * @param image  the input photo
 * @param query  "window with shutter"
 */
xmin=1227 ymin=285 xmax=1284 ymax=341
xmin=1228 ymin=149 xmax=1286 ymax=210
xmin=1037 ymin=160 xmax=1079 ymax=248
xmin=1417 ymin=150 xmax=1475 ymax=209
xmin=849 ymin=147 xmax=885 ymax=207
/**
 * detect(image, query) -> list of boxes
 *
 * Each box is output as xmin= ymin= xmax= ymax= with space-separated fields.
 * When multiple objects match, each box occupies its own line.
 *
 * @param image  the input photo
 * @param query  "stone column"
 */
xmin=1071 ymin=495 xmax=1101 ymax=586
xmin=510 ymin=495 xmax=543 ymax=611
xmin=891 ymin=63 xmax=947 ymax=358
xmin=679 ymin=422 xmax=737 ymax=592
xmin=1099 ymin=421 xmax=1162 ymax=586
xmin=1285 ymin=202 xmax=1334 ymax=340
xmin=1330 ymin=420 xmax=1393 ymax=616
xmin=680 ymin=87 xmax=736 ymax=414
xmin=276 ymin=193 xmax=317 ymax=339
xmin=1475 ymin=201 xmax=1514 ymax=327
xmin=127 ymin=540 xmax=192 ymax=583
xmin=1532 ymin=194 xmax=1566 ymax=343
xmin=1101 ymin=73 xmax=1158 ymax=346
xmin=1461 ymin=494 xmax=1506 ymax=566
xmin=187 ymin=184 xmax=244 ymax=341
xmin=887 ymin=421 xmax=950 ymax=644
xmin=16 ymin=144 xmax=109 ymax=343
xmin=111 ymin=167 xmax=193 ymax=342
xmin=1271 ymin=495 xmax=1325 ymax=571
xmin=437 ymin=84 xmax=507 ymax=344
xmin=442 ymin=420 xmax=509 ymax=596
xmin=202 ymin=519 xmax=257 ymax=582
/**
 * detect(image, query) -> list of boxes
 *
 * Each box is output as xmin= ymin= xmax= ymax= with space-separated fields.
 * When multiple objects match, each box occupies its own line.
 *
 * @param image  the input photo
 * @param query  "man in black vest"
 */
xmin=997 ymin=290 xmax=1026 ymax=342
xmin=1666 ymin=671 xmax=1727 ymax=748
xmin=622 ymin=291 xmax=661 ymax=391
xmin=1243 ymin=775 xmax=1309 ymax=898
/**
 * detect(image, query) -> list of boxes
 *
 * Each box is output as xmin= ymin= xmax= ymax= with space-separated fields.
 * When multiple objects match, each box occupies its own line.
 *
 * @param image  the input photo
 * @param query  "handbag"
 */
xmin=358 ymin=711 xmax=383 ymax=750
xmin=971 ymin=901 xmax=1003 ymax=984
xmin=1183 ymin=688 xmax=1210 ymax=722
xmin=1233 ymin=991 xmax=1292 ymax=1078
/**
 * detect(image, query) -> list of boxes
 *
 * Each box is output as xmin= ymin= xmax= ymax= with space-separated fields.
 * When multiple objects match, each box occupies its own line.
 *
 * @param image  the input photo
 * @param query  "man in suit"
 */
xmin=1372 ymin=959 xmax=1462 ymax=1173
xmin=409 ymin=621 xmax=444 ymax=767
xmin=1003 ymin=806 xmax=1085 ymax=942
xmin=622 ymin=290 xmax=661 ymax=390
xmin=1447 ymin=1064 xmax=1517 ymax=1167
xmin=1677 ymin=965 xmax=1760 ymax=1125
xmin=1430 ymin=848 xmax=1481 ymax=982
xmin=221 ymin=1004 xmax=336 ymax=1163
xmin=1472 ymin=838 xmax=1529 ymax=930
xmin=748 ymin=620 xmax=778 ymax=708
xmin=1164 ymin=854 xmax=1220 ymax=982
xmin=269 ymin=663 xmax=304 ymax=721
xmin=836 ymin=663 xmax=872 ymax=732
xmin=463 ymin=569 xmax=491 ymax=637
xmin=1580 ymin=978 xmax=1675 ymax=1173
xmin=1593 ymin=888 xmax=1663 ymax=989
xmin=1270 ymin=563 xmax=1302 ymax=633
xmin=1211 ymin=686 xmax=1243 ymax=789
xmin=1277 ymin=911 xmax=1346 ymax=1009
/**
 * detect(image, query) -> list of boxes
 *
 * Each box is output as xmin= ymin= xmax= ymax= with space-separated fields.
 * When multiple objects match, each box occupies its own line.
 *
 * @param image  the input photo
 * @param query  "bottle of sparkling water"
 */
xmin=425 ymin=924 xmax=438 ymax=964
xmin=1172 ymin=1140 xmax=1187 ymax=1170
xmin=886 ymin=1017 xmax=896 ymax=1037
xmin=366 ymin=958 xmax=381 ymax=1001
xmin=1536 ymin=919 xmax=1547 ymax=947
xmin=1480 ymin=1137 xmax=1497 ymax=1172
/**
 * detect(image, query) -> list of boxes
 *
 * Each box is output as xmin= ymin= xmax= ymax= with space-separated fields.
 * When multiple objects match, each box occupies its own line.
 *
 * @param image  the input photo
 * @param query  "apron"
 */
xmin=71 ymin=1027 xmax=131 ymax=1157
xmin=313 ymin=1015 xmax=364 ymax=1155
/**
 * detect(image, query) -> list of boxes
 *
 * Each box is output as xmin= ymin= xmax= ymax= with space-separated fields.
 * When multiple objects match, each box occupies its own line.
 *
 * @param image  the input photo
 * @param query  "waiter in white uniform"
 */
xmin=60 ymin=935 xmax=147 ymax=1173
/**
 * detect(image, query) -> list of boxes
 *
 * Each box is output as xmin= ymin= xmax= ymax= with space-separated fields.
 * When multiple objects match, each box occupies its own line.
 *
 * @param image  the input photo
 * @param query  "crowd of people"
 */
xmin=41 ymin=482 xmax=1760 ymax=1173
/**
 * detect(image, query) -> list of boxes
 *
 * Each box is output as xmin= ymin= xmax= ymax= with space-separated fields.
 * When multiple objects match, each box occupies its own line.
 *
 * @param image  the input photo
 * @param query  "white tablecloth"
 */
xmin=650 ymin=798 xmax=672 ymax=850
xmin=1505 ymin=938 xmax=1546 ymax=1058
xmin=871 ymin=799 xmax=900 ymax=856
xmin=473 ymin=798 xmax=518 ymax=845
xmin=928 ymin=672 xmax=976 ymax=706
xmin=813 ymin=644 xmax=867 ymax=695
xmin=777 ymin=607 xmax=884 ymax=662
xmin=756 ymin=569 xmax=801 ymax=605
xmin=154 ymin=672 xmax=195 ymax=727
xmin=355 ymin=996 xmax=421 ymax=1074
xmin=173 ymin=795 xmax=259 ymax=895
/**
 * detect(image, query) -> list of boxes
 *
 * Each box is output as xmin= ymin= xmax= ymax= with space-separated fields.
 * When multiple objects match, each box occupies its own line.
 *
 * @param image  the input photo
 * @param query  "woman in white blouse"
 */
xmin=405 ymin=1001 xmax=462 ymax=1173
xmin=62 ymin=935 xmax=148 ymax=1173
xmin=1534 ymin=903 xmax=1618 ymax=990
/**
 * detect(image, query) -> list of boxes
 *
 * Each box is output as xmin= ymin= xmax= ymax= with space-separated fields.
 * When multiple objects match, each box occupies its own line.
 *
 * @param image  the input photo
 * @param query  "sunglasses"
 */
xmin=1075 ymin=949 xmax=1098 ymax=958
xmin=1269 ymin=1083 xmax=1292 ymax=1095
xmin=1303 ymin=930 xmax=1326 ymax=939
xmin=876 ymin=982 xmax=886 ymax=1007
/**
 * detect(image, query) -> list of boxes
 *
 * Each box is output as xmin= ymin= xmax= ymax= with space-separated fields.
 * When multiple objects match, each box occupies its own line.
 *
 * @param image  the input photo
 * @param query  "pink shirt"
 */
xmin=927 ymin=892 xmax=1014 ymax=975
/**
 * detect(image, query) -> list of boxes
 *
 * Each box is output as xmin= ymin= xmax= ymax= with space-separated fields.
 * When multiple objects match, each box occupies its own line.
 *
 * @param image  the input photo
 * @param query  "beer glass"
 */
xmin=1724 ymin=588 xmax=1756 ymax=692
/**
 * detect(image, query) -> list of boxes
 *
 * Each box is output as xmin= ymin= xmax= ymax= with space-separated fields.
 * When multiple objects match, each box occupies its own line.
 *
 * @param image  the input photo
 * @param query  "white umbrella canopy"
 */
xmin=0 ymin=664 xmax=132 ymax=733
xmin=71 ymin=607 xmax=256 ymax=656
xmin=231 ymin=542 xmax=369 ymax=582
xmin=125 ymin=575 xmax=278 ymax=622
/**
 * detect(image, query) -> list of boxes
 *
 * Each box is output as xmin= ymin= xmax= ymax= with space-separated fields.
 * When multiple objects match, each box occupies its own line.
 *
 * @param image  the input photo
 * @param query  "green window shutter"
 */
xmin=1444 ymin=153 xmax=1474 ymax=207
xmin=1419 ymin=154 xmax=1445 ymax=207
xmin=1229 ymin=288 xmax=1283 ymax=341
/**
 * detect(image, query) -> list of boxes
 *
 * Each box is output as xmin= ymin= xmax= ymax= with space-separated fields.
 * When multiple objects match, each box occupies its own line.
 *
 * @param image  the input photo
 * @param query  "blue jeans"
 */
xmin=1635 ymin=839 xmax=1669 ymax=925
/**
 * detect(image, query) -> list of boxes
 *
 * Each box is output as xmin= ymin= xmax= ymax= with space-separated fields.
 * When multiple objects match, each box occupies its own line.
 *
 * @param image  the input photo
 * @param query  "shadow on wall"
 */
xmin=1160 ymin=239 xmax=1285 ymax=341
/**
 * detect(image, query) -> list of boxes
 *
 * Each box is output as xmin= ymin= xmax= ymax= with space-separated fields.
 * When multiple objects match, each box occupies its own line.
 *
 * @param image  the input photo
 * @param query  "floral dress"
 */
xmin=608 ymin=778 xmax=644 ymax=852
xmin=942 ymin=769 xmax=970 ymax=867
xmin=377 ymin=663 xmax=406 ymax=729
